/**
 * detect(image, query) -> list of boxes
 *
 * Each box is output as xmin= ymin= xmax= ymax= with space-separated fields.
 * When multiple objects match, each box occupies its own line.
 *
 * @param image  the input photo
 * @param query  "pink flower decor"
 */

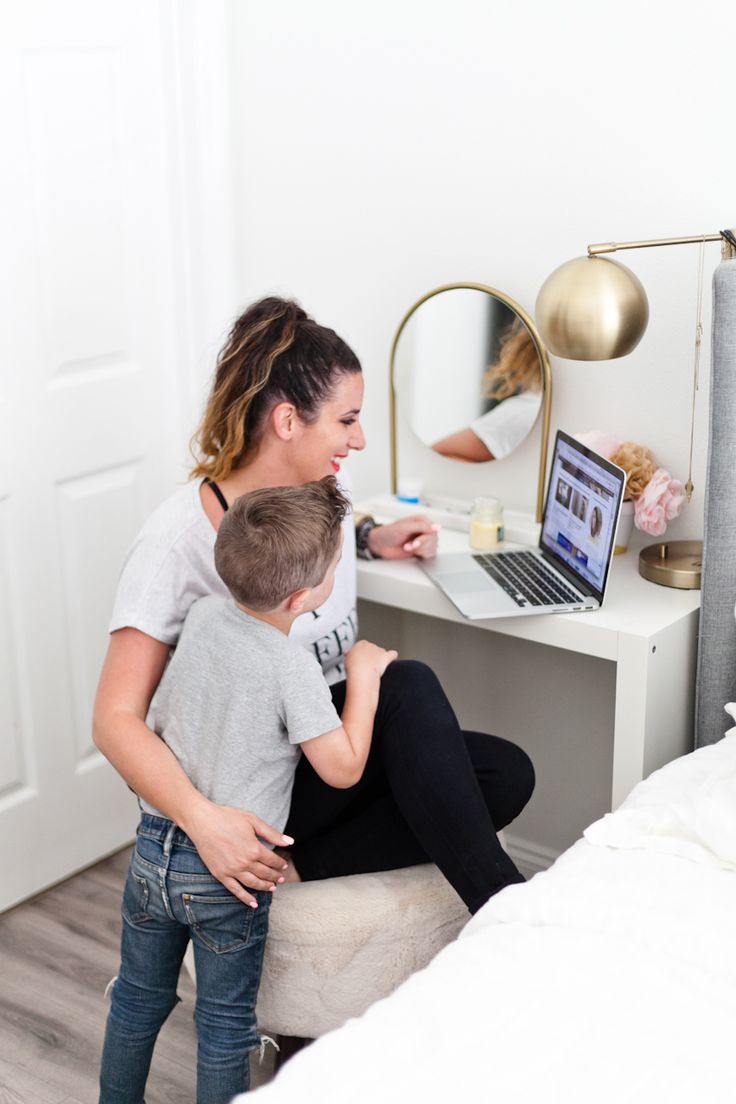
xmin=573 ymin=430 xmax=622 ymax=461
xmin=575 ymin=430 xmax=687 ymax=539
xmin=633 ymin=469 xmax=686 ymax=536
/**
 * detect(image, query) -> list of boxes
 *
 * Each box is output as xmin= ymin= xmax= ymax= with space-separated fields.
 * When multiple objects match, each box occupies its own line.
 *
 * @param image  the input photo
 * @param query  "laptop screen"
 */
xmin=540 ymin=430 xmax=626 ymax=602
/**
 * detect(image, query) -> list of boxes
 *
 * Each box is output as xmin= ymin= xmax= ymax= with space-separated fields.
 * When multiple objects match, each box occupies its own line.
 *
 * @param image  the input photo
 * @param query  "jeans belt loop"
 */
xmin=158 ymin=820 xmax=177 ymax=918
xmin=163 ymin=820 xmax=176 ymax=854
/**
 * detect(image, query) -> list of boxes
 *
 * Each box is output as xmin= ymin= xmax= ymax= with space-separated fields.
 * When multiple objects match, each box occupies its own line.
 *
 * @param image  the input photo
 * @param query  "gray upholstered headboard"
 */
xmin=695 ymin=256 xmax=736 ymax=746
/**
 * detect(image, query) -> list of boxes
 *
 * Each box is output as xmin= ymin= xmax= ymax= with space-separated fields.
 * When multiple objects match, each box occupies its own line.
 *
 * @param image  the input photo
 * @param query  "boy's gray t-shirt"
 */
xmin=109 ymin=476 xmax=358 ymax=685
xmin=142 ymin=595 xmax=342 ymax=832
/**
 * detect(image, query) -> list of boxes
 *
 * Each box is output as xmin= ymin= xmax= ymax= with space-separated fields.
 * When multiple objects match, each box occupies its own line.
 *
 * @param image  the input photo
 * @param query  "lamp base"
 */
xmin=638 ymin=540 xmax=702 ymax=589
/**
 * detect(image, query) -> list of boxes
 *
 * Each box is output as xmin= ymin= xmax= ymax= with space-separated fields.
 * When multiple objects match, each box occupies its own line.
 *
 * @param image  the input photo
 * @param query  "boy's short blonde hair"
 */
xmin=214 ymin=476 xmax=349 ymax=612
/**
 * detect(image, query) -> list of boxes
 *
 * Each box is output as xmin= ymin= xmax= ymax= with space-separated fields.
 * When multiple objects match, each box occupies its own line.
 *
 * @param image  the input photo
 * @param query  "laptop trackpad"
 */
xmin=434 ymin=572 xmax=489 ymax=595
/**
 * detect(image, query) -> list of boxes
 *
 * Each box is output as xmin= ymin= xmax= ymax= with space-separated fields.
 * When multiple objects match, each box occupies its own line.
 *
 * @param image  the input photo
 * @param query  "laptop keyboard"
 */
xmin=472 ymin=550 xmax=583 ymax=608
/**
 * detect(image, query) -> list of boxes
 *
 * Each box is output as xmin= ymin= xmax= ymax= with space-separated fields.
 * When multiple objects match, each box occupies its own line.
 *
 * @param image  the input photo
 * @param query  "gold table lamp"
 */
xmin=535 ymin=230 xmax=736 ymax=589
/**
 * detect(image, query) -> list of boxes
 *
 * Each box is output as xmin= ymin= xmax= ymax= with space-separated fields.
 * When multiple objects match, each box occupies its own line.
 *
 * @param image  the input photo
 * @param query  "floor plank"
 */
xmin=0 ymin=847 xmax=275 ymax=1102
xmin=0 ymin=1055 xmax=67 ymax=1104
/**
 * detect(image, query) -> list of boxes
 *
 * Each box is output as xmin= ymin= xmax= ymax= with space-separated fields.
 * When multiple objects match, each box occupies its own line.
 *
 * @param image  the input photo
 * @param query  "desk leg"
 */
xmin=612 ymin=616 xmax=698 ymax=811
xmin=611 ymin=632 xmax=650 ymax=810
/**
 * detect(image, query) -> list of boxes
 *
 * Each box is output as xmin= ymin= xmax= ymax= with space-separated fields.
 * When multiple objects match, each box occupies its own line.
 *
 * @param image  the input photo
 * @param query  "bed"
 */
xmin=242 ymin=253 xmax=736 ymax=1103
xmin=247 ymin=719 xmax=736 ymax=1102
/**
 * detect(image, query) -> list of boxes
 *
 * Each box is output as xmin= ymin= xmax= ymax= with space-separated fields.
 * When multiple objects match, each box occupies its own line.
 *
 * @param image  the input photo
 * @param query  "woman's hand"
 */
xmin=94 ymin=628 xmax=291 ymax=908
xmin=366 ymin=516 xmax=440 ymax=561
xmin=185 ymin=802 xmax=293 ymax=908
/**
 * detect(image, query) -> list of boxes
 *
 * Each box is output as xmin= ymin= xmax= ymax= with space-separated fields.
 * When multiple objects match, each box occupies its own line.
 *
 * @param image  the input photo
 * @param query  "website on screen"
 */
xmin=541 ymin=438 xmax=623 ymax=591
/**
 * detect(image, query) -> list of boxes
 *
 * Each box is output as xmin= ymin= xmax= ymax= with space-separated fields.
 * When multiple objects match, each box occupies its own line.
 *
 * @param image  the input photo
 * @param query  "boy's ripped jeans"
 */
xmin=99 ymin=814 xmax=271 ymax=1104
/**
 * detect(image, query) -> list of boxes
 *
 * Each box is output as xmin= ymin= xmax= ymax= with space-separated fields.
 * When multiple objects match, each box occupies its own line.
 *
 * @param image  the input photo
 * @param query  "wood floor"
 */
xmin=0 ymin=847 xmax=276 ymax=1103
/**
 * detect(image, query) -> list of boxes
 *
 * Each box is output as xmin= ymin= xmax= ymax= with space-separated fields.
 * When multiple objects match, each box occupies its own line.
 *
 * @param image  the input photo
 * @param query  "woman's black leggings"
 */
xmin=285 ymin=660 xmax=535 ymax=915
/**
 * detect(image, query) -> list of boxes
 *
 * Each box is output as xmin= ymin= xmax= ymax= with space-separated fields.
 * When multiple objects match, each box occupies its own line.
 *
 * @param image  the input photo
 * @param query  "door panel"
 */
xmin=56 ymin=463 xmax=144 ymax=764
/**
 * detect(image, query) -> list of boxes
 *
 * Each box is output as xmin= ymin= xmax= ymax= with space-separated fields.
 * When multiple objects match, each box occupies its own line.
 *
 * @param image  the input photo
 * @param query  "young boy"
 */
xmin=98 ymin=477 xmax=396 ymax=1104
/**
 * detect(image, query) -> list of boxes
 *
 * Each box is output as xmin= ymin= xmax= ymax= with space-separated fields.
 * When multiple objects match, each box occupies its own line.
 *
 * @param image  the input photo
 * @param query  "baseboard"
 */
xmin=504 ymin=833 xmax=561 ymax=878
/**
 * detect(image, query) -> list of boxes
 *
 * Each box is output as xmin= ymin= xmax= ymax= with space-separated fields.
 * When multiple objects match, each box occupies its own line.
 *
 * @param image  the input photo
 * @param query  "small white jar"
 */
xmin=397 ymin=476 xmax=423 ymax=504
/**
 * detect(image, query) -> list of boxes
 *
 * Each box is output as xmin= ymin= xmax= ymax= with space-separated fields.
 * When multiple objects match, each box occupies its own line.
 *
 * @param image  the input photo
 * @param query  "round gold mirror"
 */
xmin=389 ymin=284 xmax=552 ymax=522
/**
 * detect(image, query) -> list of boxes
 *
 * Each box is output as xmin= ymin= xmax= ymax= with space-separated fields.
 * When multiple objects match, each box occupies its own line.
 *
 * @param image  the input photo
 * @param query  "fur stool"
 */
xmin=182 ymin=863 xmax=470 ymax=1065
xmin=255 ymin=863 xmax=467 ymax=1050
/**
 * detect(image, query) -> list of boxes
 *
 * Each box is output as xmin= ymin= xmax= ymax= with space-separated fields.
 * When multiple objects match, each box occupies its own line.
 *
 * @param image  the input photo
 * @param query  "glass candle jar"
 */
xmin=469 ymin=496 xmax=504 ymax=551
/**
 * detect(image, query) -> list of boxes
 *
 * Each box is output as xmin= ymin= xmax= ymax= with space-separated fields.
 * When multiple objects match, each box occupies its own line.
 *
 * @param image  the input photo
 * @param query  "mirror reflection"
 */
xmin=394 ymin=287 xmax=544 ymax=463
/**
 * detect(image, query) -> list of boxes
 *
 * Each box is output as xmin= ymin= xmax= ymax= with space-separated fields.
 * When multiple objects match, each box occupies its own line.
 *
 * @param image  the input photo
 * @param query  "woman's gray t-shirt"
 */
xmin=142 ymin=596 xmax=342 ymax=832
xmin=110 ymin=475 xmax=358 ymax=685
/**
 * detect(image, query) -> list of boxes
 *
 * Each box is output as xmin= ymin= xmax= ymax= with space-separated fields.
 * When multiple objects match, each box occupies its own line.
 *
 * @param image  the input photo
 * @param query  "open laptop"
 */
xmin=421 ymin=430 xmax=626 ymax=620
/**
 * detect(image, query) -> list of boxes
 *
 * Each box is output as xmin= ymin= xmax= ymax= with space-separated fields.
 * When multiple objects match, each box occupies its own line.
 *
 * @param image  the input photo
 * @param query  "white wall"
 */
xmin=225 ymin=0 xmax=735 ymax=538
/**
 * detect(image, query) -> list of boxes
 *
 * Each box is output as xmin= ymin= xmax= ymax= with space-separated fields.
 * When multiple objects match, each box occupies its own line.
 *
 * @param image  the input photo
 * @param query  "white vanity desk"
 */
xmin=356 ymin=521 xmax=700 ymax=814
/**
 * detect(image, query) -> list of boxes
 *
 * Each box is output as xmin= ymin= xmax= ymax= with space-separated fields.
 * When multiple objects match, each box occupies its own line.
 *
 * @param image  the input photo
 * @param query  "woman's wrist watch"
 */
xmin=354 ymin=513 xmax=379 ymax=560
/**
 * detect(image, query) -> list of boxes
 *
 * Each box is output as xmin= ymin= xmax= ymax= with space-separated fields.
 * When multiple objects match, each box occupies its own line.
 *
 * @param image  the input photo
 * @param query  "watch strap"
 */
xmin=355 ymin=514 xmax=378 ymax=560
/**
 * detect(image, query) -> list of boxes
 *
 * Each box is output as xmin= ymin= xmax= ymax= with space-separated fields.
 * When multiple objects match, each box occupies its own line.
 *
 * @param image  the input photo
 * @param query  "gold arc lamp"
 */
xmin=535 ymin=230 xmax=736 ymax=589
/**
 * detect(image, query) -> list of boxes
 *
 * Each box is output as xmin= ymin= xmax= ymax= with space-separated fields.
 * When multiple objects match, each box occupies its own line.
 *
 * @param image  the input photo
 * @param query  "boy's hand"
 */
xmin=345 ymin=640 xmax=398 ymax=679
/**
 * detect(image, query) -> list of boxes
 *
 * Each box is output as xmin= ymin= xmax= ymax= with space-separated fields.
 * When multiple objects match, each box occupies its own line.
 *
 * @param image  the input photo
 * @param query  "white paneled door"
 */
xmin=0 ymin=3 xmax=207 ymax=910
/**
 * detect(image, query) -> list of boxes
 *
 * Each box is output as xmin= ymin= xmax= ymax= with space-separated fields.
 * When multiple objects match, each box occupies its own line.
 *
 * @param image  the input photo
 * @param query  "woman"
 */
xmin=432 ymin=320 xmax=542 ymax=463
xmin=94 ymin=297 xmax=534 ymax=915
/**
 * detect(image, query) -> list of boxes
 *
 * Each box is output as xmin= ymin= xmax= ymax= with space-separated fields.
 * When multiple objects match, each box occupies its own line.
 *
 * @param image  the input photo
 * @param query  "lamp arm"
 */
xmin=588 ymin=233 xmax=723 ymax=256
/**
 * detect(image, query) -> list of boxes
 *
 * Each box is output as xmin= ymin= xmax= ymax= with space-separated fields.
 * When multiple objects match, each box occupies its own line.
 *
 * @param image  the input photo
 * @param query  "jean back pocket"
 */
xmin=122 ymin=871 xmax=152 ymax=925
xmin=182 ymin=892 xmax=261 ymax=954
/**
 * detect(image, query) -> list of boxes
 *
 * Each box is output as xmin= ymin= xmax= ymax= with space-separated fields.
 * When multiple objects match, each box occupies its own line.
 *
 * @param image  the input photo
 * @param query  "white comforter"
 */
xmin=247 ymin=725 xmax=736 ymax=1103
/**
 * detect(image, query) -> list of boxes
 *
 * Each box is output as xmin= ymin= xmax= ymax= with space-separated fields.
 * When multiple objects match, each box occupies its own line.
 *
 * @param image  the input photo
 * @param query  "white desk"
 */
xmin=356 ymin=527 xmax=700 ymax=811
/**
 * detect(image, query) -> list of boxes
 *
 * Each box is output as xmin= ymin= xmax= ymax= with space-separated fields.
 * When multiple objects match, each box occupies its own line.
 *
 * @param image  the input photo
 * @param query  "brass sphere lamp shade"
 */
xmin=536 ymin=256 xmax=649 ymax=360
xmin=535 ymin=230 xmax=735 ymax=589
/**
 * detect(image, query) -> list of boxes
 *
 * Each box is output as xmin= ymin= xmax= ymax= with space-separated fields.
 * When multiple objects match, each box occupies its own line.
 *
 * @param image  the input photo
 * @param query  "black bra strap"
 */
xmin=204 ymin=478 xmax=229 ymax=513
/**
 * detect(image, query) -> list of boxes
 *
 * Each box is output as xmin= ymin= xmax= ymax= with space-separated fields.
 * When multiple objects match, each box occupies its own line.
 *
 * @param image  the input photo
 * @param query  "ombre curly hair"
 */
xmin=482 ymin=320 xmax=542 ymax=404
xmin=190 ymin=297 xmax=361 ymax=482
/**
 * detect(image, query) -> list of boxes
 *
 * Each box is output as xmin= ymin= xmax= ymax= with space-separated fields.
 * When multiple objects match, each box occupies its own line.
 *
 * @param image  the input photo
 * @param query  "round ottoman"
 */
xmin=255 ymin=863 xmax=467 ymax=1041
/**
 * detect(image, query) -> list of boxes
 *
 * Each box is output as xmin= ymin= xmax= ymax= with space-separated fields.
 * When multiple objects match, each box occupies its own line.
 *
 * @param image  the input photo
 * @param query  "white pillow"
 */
xmin=584 ymin=715 xmax=736 ymax=869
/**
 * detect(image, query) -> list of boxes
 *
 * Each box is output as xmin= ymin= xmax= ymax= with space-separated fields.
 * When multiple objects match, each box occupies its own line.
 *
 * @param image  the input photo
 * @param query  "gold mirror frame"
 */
xmin=389 ymin=282 xmax=553 ymax=523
